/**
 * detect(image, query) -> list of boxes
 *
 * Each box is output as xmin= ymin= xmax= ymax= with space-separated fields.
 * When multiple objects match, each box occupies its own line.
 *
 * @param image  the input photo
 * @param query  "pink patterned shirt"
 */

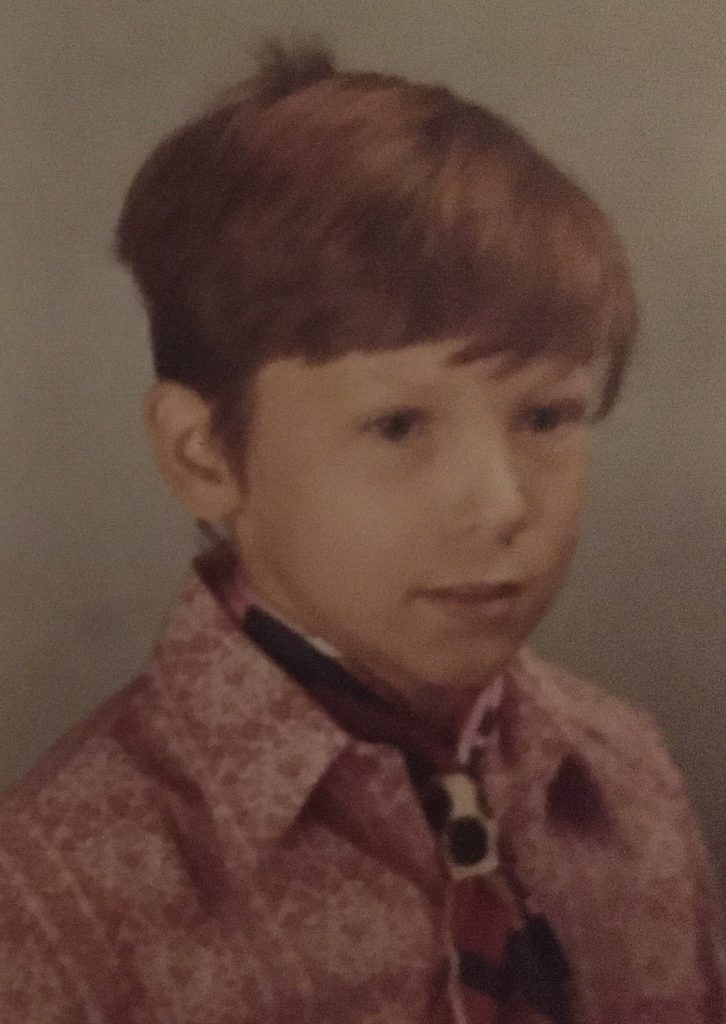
xmin=0 ymin=556 xmax=723 ymax=1023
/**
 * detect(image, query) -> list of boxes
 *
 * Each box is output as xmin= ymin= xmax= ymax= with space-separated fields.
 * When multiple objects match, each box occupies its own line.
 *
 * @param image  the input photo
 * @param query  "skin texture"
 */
xmin=146 ymin=336 xmax=595 ymax=739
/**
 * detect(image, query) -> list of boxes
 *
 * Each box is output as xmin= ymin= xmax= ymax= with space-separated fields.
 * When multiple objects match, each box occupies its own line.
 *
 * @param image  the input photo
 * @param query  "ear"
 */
xmin=143 ymin=380 xmax=243 ymax=523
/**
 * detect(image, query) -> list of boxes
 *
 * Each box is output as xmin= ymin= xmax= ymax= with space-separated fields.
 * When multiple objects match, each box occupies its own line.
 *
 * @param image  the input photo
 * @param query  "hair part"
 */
xmin=116 ymin=38 xmax=638 ymax=485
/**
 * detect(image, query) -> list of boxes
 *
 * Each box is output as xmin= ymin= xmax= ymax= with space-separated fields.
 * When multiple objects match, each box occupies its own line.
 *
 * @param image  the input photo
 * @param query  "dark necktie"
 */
xmin=242 ymin=604 xmax=572 ymax=1024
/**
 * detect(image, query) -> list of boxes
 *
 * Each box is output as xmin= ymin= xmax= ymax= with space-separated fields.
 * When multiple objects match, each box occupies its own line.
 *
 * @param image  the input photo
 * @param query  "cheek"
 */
xmin=264 ymin=467 xmax=409 ymax=594
xmin=536 ymin=449 xmax=590 ymax=537
xmin=301 ymin=457 xmax=416 ymax=545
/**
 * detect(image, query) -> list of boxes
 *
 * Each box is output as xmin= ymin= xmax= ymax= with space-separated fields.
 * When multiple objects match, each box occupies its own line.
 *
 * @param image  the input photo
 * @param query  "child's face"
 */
xmin=229 ymin=336 xmax=594 ymax=728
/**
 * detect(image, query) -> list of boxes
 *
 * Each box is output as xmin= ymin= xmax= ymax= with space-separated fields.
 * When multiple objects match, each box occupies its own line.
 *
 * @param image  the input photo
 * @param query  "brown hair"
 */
xmin=116 ymin=39 xmax=637 ymax=486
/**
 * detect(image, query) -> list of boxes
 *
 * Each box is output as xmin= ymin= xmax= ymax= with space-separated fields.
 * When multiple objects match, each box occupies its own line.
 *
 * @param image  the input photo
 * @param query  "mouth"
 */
xmin=415 ymin=580 xmax=524 ymax=624
xmin=419 ymin=581 xmax=522 ymax=601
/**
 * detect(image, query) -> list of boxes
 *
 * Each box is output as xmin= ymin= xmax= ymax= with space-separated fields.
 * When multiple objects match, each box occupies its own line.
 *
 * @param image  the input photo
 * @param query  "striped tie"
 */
xmin=422 ymin=764 xmax=571 ymax=1023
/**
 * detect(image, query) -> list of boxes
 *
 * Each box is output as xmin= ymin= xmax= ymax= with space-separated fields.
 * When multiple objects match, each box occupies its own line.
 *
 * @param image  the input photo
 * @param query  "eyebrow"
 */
xmin=444 ymin=343 xmax=484 ymax=368
xmin=365 ymin=341 xmax=590 ymax=391
xmin=447 ymin=344 xmax=591 ymax=387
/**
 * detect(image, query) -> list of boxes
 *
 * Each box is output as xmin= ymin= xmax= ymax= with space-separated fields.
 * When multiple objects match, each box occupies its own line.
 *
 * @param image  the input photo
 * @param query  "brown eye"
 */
xmin=525 ymin=399 xmax=588 ymax=434
xmin=372 ymin=408 xmax=426 ymax=443
xmin=528 ymin=405 xmax=564 ymax=432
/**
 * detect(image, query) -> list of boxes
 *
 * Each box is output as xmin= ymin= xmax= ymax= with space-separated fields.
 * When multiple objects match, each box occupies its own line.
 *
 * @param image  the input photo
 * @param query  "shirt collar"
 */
xmin=144 ymin=544 xmax=510 ymax=865
xmin=193 ymin=540 xmax=509 ymax=741
xmin=136 ymin=564 xmax=352 ymax=873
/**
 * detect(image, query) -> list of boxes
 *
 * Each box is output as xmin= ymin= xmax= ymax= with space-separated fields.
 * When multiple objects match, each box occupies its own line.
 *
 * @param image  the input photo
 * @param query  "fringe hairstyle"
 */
xmin=116 ymin=39 xmax=638 ymax=562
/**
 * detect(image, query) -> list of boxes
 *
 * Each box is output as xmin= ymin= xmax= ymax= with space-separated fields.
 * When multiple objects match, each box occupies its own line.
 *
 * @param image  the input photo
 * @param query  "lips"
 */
xmin=415 ymin=580 xmax=524 ymax=627
xmin=420 ymin=581 xmax=522 ymax=602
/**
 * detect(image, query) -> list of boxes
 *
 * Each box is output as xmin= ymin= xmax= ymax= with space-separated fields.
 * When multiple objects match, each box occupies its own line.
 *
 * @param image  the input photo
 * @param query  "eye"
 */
xmin=524 ymin=399 xmax=589 ymax=434
xmin=368 ymin=407 xmax=428 ymax=443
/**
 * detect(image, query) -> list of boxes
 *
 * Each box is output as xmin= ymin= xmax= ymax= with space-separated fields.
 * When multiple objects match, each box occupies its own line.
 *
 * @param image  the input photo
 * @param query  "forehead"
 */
xmin=254 ymin=337 xmax=594 ymax=412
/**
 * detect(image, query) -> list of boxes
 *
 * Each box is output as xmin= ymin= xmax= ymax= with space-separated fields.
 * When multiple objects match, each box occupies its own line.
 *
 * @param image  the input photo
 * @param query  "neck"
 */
xmin=337 ymin=652 xmax=484 ymax=748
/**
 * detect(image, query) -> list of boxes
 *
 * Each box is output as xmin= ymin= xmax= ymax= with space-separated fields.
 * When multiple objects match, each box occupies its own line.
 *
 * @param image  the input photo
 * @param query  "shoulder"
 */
xmin=507 ymin=647 xmax=719 ymax=903
xmin=0 ymin=671 xmax=172 ymax=1019
xmin=0 ymin=570 xmax=350 ymax=917
xmin=0 ymin=575 xmax=248 ymax=944
xmin=508 ymin=648 xmax=726 ymax=1015
xmin=513 ymin=646 xmax=679 ymax=782
xmin=497 ymin=645 xmax=701 ymax=855
xmin=0 ymin=670 xmax=174 ymax=903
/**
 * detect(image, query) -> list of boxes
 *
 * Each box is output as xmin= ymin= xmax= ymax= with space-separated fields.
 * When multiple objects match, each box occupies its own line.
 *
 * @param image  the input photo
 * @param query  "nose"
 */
xmin=441 ymin=434 xmax=530 ymax=544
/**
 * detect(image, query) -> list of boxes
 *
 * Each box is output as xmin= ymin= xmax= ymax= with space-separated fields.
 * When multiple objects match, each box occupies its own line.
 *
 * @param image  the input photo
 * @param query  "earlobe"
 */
xmin=143 ymin=381 xmax=243 ymax=523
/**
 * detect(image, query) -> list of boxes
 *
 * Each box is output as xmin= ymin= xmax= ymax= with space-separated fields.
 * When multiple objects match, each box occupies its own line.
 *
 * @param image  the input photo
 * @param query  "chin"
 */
xmin=408 ymin=645 xmax=517 ymax=694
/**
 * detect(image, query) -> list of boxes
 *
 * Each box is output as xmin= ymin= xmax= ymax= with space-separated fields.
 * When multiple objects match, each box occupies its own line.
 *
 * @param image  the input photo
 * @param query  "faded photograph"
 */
xmin=1 ymin=3 xmax=724 ymax=1022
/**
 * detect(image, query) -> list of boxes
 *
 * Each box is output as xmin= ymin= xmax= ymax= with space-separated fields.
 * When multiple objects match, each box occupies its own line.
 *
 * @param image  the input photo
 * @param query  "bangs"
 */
xmin=438 ymin=161 xmax=637 ymax=379
xmin=134 ymin=72 xmax=637 ymax=438
xmin=307 ymin=139 xmax=637 ymax=418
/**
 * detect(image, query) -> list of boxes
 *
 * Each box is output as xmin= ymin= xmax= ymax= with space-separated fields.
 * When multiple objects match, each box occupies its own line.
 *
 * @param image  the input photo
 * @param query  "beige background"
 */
xmin=2 ymin=2 xmax=724 ymax=883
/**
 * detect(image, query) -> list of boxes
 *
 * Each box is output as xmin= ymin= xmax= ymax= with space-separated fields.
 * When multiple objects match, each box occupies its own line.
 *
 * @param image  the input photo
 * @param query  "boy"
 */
xmin=0 ymin=41 xmax=723 ymax=1023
